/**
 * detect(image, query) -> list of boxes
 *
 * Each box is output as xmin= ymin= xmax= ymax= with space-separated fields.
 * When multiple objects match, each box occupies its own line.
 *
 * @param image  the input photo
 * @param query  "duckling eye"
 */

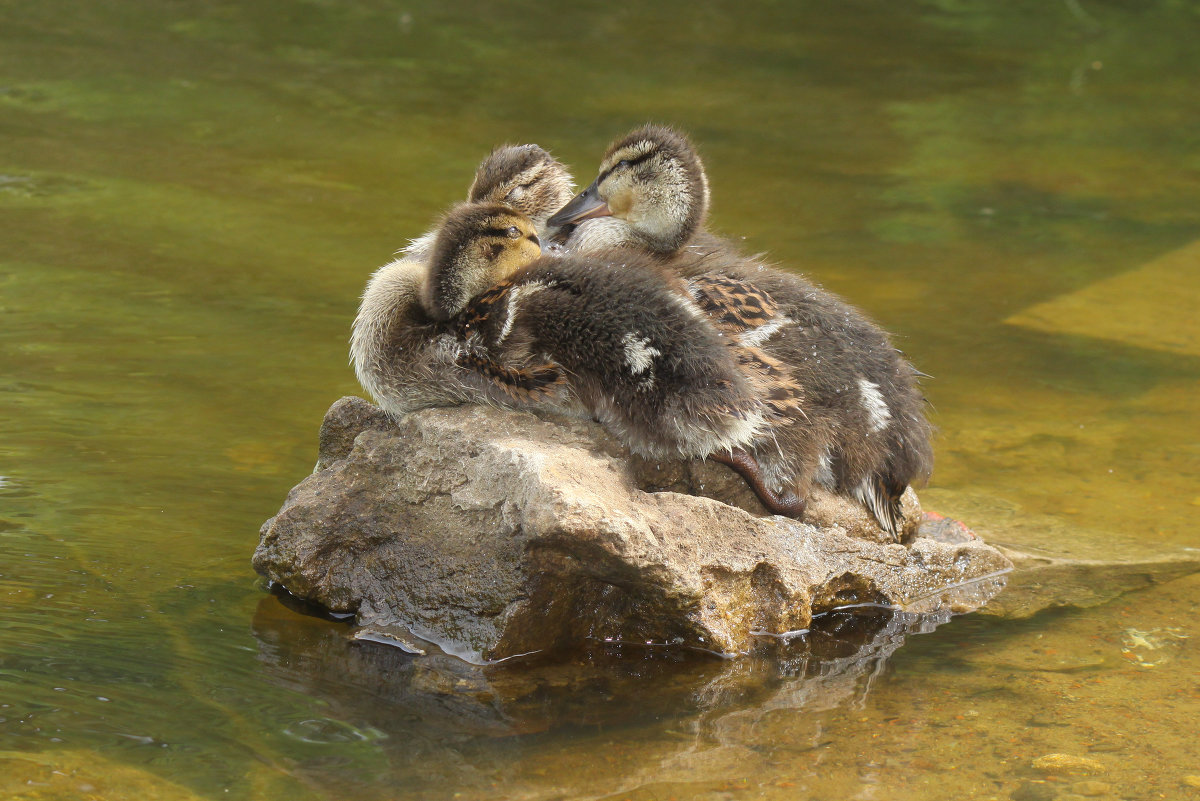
xmin=616 ymin=159 xmax=631 ymax=169
xmin=506 ymin=226 xmax=522 ymax=239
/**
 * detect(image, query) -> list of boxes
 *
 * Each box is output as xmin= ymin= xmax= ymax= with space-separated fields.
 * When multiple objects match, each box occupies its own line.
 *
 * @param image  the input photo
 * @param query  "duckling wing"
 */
xmin=452 ymin=281 xmax=571 ymax=404
xmin=683 ymin=273 xmax=806 ymax=423
xmin=454 ymin=348 xmax=567 ymax=403
xmin=734 ymin=346 xmax=807 ymax=425
xmin=492 ymin=257 xmax=774 ymax=459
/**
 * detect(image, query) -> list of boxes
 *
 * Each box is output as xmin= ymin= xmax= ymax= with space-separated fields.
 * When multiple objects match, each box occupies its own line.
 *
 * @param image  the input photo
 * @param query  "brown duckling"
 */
xmin=427 ymin=203 xmax=795 ymax=474
xmin=402 ymin=143 xmax=576 ymax=262
xmin=548 ymin=124 xmax=708 ymax=257
xmin=351 ymin=145 xmax=574 ymax=416
xmin=549 ymin=124 xmax=933 ymax=537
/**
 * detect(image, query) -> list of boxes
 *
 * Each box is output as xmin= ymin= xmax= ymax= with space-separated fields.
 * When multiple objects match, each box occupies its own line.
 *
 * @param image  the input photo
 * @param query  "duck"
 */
xmin=351 ymin=144 xmax=575 ymax=416
xmin=426 ymin=203 xmax=805 ymax=499
xmin=547 ymin=124 xmax=709 ymax=257
xmin=399 ymin=143 xmax=577 ymax=263
xmin=548 ymin=124 xmax=934 ymax=538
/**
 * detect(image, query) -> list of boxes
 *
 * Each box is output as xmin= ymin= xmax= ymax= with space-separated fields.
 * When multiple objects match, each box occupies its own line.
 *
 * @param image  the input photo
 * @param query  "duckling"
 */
xmin=467 ymin=144 xmax=577 ymax=234
xmin=429 ymin=203 xmax=803 ymax=489
xmin=548 ymin=124 xmax=934 ymax=538
xmin=351 ymin=144 xmax=575 ymax=416
xmin=548 ymin=125 xmax=708 ymax=257
xmin=401 ymin=143 xmax=576 ymax=263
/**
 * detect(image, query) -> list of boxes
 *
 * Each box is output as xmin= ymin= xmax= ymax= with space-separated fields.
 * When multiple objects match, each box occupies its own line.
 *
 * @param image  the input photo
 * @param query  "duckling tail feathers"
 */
xmin=854 ymin=473 xmax=908 ymax=540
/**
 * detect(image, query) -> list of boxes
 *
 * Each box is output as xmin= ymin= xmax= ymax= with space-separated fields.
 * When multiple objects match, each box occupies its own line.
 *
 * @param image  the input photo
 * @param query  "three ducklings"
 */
xmin=352 ymin=128 xmax=933 ymax=537
xmin=436 ymin=204 xmax=784 ymax=464
xmin=352 ymin=149 xmax=784 ymax=469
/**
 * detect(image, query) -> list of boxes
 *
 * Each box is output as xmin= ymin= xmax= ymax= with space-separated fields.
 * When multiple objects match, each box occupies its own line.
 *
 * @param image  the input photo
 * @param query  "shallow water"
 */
xmin=2 ymin=1 xmax=1198 ymax=799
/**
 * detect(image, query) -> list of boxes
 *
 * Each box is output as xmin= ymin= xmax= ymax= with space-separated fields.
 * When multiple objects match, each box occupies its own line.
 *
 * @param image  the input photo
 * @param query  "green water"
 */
xmin=2 ymin=1 xmax=1198 ymax=798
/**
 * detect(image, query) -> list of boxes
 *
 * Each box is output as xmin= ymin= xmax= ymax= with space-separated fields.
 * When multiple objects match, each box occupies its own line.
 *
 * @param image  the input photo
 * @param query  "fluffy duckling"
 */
xmin=547 ymin=124 xmax=712 ymax=258
xmin=430 ymin=204 xmax=802 ymax=488
xmin=351 ymin=144 xmax=574 ymax=416
xmin=401 ymin=143 xmax=576 ymax=263
xmin=549 ymin=124 xmax=933 ymax=537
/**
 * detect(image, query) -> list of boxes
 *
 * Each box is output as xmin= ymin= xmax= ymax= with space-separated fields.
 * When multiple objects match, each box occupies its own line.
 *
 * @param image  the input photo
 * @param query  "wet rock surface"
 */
xmin=254 ymin=397 xmax=1011 ymax=662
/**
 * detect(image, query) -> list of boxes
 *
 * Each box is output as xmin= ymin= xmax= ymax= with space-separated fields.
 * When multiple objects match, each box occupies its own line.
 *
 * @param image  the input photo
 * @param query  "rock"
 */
xmin=920 ymin=489 xmax=1200 ymax=619
xmin=1032 ymin=754 xmax=1107 ymax=775
xmin=629 ymin=453 xmax=926 ymax=545
xmin=1011 ymin=781 xmax=1058 ymax=801
xmin=1071 ymin=780 xmax=1111 ymax=796
xmin=253 ymin=397 xmax=1012 ymax=662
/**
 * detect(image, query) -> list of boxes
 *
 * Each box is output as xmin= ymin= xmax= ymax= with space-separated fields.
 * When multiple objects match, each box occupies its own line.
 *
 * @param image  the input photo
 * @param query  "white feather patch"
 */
xmin=737 ymin=315 xmax=792 ymax=347
xmin=813 ymin=448 xmax=835 ymax=488
xmin=854 ymin=477 xmax=901 ymax=537
xmin=622 ymin=331 xmax=662 ymax=375
xmin=857 ymin=378 xmax=892 ymax=432
xmin=669 ymin=292 xmax=706 ymax=320
xmin=496 ymin=282 xmax=546 ymax=344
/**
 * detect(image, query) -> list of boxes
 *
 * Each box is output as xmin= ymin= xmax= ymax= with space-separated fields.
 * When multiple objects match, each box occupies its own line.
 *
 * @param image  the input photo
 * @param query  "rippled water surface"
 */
xmin=2 ymin=1 xmax=1198 ymax=799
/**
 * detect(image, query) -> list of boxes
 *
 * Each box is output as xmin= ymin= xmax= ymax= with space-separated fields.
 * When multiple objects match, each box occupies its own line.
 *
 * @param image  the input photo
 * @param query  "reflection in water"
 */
xmin=2 ymin=0 xmax=1199 ymax=797
xmin=251 ymin=592 xmax=955 ymax=798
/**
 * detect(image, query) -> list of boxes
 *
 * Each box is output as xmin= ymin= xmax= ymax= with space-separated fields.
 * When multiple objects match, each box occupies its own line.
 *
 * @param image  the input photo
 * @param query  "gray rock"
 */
xmin=253 ymin=397 xmax=1012 ymax=663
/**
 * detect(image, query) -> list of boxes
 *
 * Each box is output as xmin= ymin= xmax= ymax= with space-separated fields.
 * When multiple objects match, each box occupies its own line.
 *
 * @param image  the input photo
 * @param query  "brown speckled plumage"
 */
xmin=551 ymin=124 xmax=934 ymax=537
xmin=689 ymin=273 xmax=784 ymax=335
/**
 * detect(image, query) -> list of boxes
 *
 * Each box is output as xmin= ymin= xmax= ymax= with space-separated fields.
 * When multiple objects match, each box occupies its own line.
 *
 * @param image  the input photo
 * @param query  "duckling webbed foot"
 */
xmin=710 ymin=448 xmax=806 ymax=518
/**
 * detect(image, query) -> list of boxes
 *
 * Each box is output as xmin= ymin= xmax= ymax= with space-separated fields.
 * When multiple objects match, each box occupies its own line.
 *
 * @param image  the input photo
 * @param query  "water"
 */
xmin=2 ymin=0 xmax=1198 ymax=798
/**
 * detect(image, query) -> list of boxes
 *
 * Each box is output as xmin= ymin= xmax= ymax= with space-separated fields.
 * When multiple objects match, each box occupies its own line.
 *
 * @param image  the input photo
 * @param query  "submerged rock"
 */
xmin=920 ymin=489 xmax=1200 ymax=619
xmin=253 ymin=397 xmax=1011 ymax=662
xmin=1031 ymin=753 xmax=1108 ymax=775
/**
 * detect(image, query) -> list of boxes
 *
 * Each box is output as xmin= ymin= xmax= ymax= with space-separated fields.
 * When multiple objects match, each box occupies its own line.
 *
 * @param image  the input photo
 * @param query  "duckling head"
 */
xmin=548 ymin=124 xmax=710 ymax=255
xmin=467 ymin=144 xmax=576 ymax=232
xmin=422 ymin=203 xmax=542 ymax=321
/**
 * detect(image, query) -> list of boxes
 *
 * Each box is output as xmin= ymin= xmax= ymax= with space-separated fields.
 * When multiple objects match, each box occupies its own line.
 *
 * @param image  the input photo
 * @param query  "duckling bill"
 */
xmin=549 ymin=181 xmax=611 ymax=225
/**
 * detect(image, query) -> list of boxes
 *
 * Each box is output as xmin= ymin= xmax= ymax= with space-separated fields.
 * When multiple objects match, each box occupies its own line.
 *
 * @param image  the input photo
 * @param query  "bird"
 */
xmin=401 ymin=143 xmax=577 ymax=263
xmin=351 ymin=144 xmax=575 ymax=417
xmin=547 ymin=124 xmax=709 ymax=257
xmin=548 ymin=124 xmax=934 ymax=538
xmin=424 ymin=203 xmax=804 ymax=492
